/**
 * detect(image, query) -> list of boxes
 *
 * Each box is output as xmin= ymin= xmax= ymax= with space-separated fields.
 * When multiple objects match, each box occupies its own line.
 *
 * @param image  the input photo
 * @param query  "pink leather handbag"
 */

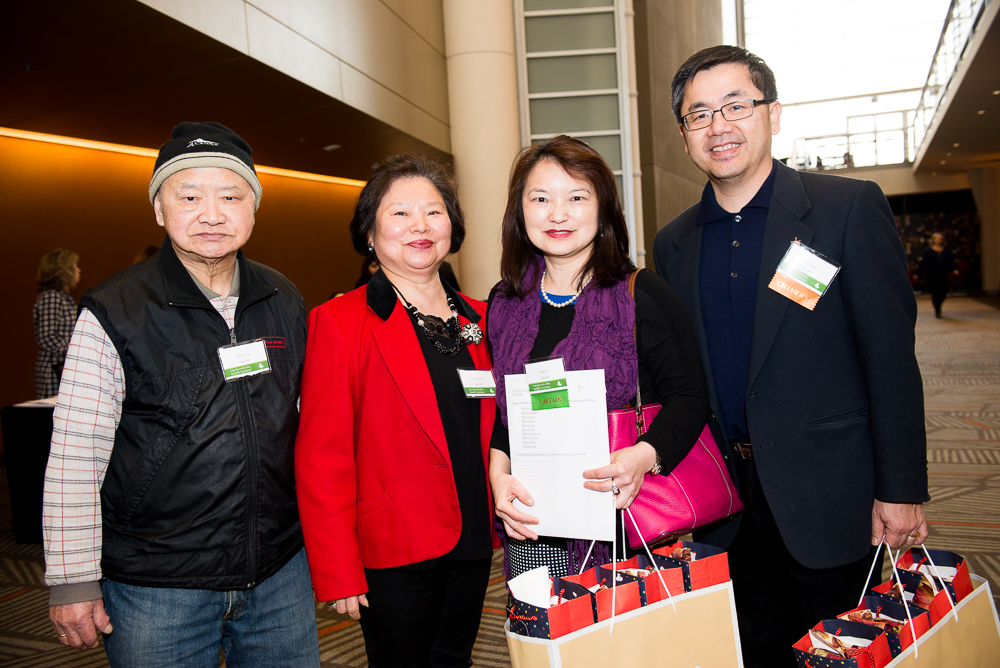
xmin=608 ymin=402 xmax=743 ymax=549
xmin=608 ymin=270 xmax=744 ymax=549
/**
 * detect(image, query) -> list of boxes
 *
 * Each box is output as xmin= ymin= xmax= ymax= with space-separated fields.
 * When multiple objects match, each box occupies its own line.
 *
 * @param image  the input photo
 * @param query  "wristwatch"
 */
xmin=649 ymin=454 xmax=662 ymax=476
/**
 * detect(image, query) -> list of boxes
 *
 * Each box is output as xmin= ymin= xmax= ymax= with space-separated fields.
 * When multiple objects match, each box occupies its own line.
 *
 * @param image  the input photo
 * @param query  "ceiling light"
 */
xmin=323 ymin=143 xmax=341 ymax=152
xmin=946 ymin=152 xmax=952 ymax=156
xmin=953 ymin=142 xmax=960 ymax=147
xmin=993 ymin=90 xmax=999 ymax=95
xmin=940 ymin=160 xmax=946 ymax=164
xmin=977 ymin=110 xmax=986 ymax=114
xmin=931 ymin=172 xmax=937 ymax=176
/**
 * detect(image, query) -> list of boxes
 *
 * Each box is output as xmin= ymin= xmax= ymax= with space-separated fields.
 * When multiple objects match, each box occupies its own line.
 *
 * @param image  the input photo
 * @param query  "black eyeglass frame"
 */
xmin=681 ymin=99 xmax=777 ymax=131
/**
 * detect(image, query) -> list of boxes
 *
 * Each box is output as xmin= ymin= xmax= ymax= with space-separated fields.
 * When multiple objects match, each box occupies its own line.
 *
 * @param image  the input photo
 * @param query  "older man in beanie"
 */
xmin=42 ymin=122 xmax=319 ymax=666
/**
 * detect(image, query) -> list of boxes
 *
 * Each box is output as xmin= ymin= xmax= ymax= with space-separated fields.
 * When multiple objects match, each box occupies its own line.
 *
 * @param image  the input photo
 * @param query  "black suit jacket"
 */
xmin=653 ymin=161 xmax=928 ymax=569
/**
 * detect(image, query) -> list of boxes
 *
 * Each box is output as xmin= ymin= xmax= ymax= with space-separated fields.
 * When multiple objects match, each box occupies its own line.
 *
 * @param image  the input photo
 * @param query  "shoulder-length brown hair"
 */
xmin=348 ymin=154 xmax=465 ymax=257
xmin=498 ymin=135 xmax=633 ymax=298
xmin=36 ymin=248 xmax=79 ymax=293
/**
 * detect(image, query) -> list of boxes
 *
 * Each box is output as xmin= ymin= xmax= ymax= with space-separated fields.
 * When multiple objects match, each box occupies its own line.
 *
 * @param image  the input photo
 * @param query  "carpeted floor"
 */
xmin=1 ymin=294 xmax=997 ymax=667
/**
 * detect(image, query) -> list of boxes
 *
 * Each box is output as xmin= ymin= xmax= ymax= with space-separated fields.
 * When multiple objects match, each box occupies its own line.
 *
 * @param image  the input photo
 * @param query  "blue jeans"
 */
xmin=101 ymin=547 xmax=320 ymax=668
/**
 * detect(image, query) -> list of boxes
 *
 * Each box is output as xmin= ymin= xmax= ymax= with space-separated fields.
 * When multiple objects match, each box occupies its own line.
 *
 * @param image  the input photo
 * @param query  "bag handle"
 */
xmin=626 ymin=270 xmax=647 ymax=436
xmin=887 ymin=547 xmax=921 ymax=659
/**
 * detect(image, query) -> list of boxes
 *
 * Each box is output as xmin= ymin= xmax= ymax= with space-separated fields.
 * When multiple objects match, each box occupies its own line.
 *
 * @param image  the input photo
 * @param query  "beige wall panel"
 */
xmin=444 ymin=0 xmax=517 ymax=55
xmin=341 ymin=65 xmax=452 ymax=153
xmin=250 ymin=0 xmax=450 ymax=124
xmin=138 ymin=0 xmax=249 ymax=53
xmin=381 ymin=0 xmax=446 ymax=54
xmin=245 ymin=6 xmax=343 ymax=101
xmin=968 ymin=165 xmax=1000 ymax=293
xmin=846 ymin=165 xmax=971 ymax=197
xmin=446 ymin=52 xmax=521 ymax=299
xmin=634 ymin=0 xmax=722 ymax=260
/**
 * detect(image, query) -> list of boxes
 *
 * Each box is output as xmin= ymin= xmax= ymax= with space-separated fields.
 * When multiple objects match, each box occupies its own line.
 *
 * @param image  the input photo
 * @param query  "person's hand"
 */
xmin=492 ymin=471 xmax=540 ymax=540
xmin=331 ymin=594 xmax=369 ymax=620
xmin=490 ymin=450 xmax=539 ymax=540
xmin=49 ymin=599 xmax=113 ymax=650
xmin=872 ymin=500 xmax=927 ymax=549
xmin=583 ymin=442 xmax=657 ymax=510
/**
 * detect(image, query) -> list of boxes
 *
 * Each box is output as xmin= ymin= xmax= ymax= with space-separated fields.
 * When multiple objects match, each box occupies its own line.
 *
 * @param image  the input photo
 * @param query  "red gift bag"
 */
xmin=653 ymin=540 xmax=731 ymax=592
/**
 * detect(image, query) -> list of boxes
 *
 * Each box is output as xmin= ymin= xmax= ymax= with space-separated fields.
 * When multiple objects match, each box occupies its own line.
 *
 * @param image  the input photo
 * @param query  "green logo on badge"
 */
xmin=530 ymin=389 xmax=569 ymax=410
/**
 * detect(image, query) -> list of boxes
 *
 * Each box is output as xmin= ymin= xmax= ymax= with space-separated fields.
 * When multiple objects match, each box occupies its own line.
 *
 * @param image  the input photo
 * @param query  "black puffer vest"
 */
xmin=80 ymin=240 xmax=307 ymax=590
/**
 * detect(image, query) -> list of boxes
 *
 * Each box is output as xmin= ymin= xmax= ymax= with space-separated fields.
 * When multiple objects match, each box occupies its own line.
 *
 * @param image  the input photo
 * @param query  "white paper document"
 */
xmin=506 ymin=369 xmax=614 ymax=542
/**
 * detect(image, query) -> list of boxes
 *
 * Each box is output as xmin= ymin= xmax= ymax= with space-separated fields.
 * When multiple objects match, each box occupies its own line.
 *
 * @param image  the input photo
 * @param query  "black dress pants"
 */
xmin=728 ymin=456 xmax=883 ymax=668
xmin=360 ymin=557 xmax=492 ymax=668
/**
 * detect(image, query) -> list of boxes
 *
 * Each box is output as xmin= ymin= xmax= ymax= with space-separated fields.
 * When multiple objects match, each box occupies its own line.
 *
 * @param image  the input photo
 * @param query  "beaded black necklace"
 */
xmin=390 ymin=282 xmax=464 ymax=356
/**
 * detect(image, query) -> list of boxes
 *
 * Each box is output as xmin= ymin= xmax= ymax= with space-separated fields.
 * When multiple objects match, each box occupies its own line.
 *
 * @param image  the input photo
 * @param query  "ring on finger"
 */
xmin=909 ymin=533 xmax=920 ymax=538
xmin=58 ymin=633 xmax=67 ymax=637
xmin=611 ymin=482 xmax=620 ymax=495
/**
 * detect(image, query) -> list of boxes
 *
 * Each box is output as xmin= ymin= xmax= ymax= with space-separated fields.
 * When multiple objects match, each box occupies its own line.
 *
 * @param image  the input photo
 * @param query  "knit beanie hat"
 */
xmin=148 ymin=122 xmax=262 ymax=208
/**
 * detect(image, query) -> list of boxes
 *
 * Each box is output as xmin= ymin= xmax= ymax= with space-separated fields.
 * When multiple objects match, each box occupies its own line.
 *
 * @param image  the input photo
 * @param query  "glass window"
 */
xmin=581 ymin=135 xmax=622 ymax=170
xmin=848 ymin=115 xmax=875 ymax=134
xmin=527 ymin=54 xmax=617 ymax=93
xmin=876 ymin=112 xmax=904 ymax=130
xmin=529 ymin=94 xmax=620 ymax=134
xmin=525 ymin=0 xmax=612 ymax=10
xmin=526 ymin=13 xmax=615 ymax=52
xmin=876 ymin=130 xmax=906 ymax=164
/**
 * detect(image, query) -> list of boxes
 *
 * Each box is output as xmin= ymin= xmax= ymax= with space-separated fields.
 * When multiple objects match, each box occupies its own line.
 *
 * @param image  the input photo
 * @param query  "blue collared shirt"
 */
xmin=698 ymin=160 xmax=777 ymax=442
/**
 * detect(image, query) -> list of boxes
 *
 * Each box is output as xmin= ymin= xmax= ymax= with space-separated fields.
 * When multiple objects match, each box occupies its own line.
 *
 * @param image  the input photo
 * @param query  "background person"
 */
xmin=295 ymin=155 xmax=499 ymax=668
xmin=33 ymin=249 xmax=80 ymax=398
xmin=354 ymin=254 xmax=379 ymax=288
xmin=43 ymin=122 xmax=319 ymax=667
xmin=653 ymin=46 xmax=927 ymax=668
xmin=488 ymin=135 xmax=709 ymax=578
xmin=920 ymin=232 xmax=959 ymax=318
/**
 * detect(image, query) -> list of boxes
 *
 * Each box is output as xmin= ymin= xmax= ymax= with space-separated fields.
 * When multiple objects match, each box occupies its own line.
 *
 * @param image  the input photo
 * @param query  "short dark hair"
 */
xmin=348 ymin=154 xmax=465 ymax=256
xmin=671 ymin=45 xmax=778 ymax=124
xmin=498 ymin=135 xmax=634 ymax=298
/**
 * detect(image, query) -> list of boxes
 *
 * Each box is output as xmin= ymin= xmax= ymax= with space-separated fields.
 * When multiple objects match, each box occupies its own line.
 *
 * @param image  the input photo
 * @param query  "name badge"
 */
xmin=525 ymin=357 xmax=569 ymax=410
xmin=767 ymin=241 xmax=841 ymax=311
xmin=456 ymin=368 xmax=496 ymax=398
xmin=218 ymin=339 xmax=271 ymax=381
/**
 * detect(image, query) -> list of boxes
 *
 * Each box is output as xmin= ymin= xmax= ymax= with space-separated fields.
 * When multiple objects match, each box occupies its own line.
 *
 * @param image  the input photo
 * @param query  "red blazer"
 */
xmin=295 ymin=274 xmax=498 ymax=602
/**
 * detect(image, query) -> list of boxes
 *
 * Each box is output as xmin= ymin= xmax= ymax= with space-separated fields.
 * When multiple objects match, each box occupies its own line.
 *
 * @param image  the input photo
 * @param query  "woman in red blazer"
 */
xmin=295 ymin=155 xmax=499 ymax=667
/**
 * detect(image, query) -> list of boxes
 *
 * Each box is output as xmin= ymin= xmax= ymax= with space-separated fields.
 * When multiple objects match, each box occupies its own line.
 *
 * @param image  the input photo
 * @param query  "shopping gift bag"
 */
xmin=593 ymin=554 xmax=685 ymax=605
xmin=883 ymin=574 xmax=1000 ymax=667
xmin=507 ymin=568 xmax=597 ymax=640
xmin=653 ymin=540 xmax=730 ymax=592
xmin=839 ymin=595 xmax=930 ymax=657
xmin=792 ymin=619 xmax=893 ymax=667
xmin=894 ymin=547 xmax=973 ymax=605
xmin=506 ymin=580 xmax=744 ymax=668
xmin=561 ymin=564 xmax=643 ymax=621
xmin=871 ymin=568 xmax=938 ymax=611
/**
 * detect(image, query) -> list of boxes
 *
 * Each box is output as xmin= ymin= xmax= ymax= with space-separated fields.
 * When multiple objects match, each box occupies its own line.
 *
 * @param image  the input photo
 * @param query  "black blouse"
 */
xmin=406 ymin=304 xmax=493 ymax=561
xmin=488 ymin=270 xmax=710 ymax=477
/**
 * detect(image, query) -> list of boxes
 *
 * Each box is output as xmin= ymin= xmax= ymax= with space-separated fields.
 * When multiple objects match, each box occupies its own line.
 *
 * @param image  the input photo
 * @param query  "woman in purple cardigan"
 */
xmin=487 ymin=136 xmax=710 ymax=578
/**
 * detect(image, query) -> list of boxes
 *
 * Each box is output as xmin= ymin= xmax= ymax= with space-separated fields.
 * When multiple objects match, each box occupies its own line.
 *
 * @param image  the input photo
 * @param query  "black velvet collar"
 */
xmin=366 ymin=268 xmax=480 ymax=324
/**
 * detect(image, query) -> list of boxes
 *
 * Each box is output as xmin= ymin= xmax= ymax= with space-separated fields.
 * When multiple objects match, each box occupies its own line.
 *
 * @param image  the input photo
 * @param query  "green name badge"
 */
xmin=525 ymin=357 xmax=569 ymax=409
xmin=530 ymin=389 xmax=570 ymax=410
xmin=218 ymin=339 xmax=271 ymax=382
xmin=456 ymin=368 xmax=496 ymax=398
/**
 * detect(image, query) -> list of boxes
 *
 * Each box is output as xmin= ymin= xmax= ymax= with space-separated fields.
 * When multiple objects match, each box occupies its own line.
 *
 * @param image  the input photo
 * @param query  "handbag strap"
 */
xmin=627 ymin=270 xmax=646 ymax=435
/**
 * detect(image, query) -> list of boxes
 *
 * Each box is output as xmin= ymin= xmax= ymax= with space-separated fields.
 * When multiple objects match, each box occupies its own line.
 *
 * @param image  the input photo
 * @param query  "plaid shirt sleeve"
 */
xmin=42 ymin=294 xmax=237 ymax=605
xmin=43 ymin=308 xmax=124 ymax=603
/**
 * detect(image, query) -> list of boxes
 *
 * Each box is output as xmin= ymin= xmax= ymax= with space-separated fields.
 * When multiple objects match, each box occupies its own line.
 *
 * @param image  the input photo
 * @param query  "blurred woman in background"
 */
xmin=33 ymin=248 xmax=80 ymax=398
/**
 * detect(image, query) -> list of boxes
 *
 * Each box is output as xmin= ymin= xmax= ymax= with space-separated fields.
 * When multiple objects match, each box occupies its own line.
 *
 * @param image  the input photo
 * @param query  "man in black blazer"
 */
xmin=653 ymin=46 xmax=928 ymax=668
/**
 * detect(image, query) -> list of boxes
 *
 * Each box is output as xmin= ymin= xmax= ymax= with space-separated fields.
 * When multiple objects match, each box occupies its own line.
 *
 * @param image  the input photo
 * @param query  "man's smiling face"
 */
xmin=679 ymin=62 xmax=781 ymax=188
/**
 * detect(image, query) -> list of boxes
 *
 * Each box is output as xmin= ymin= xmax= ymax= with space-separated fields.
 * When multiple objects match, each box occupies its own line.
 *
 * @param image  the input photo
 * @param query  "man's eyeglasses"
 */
xmin=681 ymin=99 xmax=776 ymax=131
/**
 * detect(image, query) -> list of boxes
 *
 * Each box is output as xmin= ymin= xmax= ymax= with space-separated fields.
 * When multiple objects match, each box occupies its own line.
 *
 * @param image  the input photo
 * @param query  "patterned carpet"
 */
xmin=0 ymin=294 xmax=997 ymax=667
